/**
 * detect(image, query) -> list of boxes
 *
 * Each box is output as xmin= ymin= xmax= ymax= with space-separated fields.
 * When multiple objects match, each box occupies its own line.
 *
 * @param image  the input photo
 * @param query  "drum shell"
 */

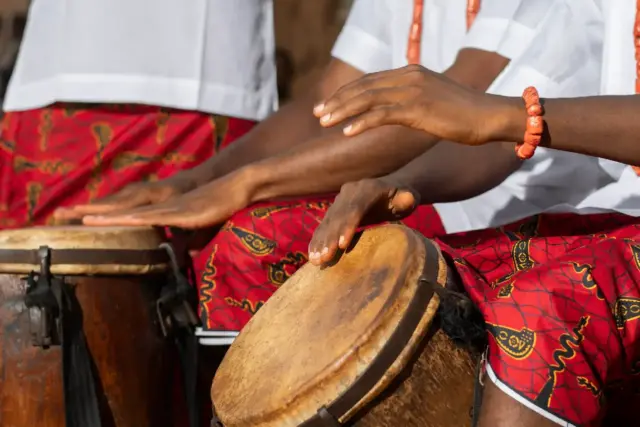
xmin=354 ymin=327 xmax=476 ymax=426
xmin=0 ymin=272 xmax=173 ymax=427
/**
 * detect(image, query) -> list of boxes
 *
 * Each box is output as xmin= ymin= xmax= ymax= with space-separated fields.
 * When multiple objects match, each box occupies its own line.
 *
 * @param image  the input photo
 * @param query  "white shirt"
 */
xmin=567 ymin=0 xmax=640 ymax=218
xmin=3 ymin=0 xmax=278 ymax=121
xmin=332 ymin=0 xmax=608 ymax=233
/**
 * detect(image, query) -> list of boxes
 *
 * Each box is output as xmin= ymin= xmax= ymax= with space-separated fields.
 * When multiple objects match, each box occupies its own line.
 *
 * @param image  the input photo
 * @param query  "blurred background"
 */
xmin=0 ymin=0 xmax=354 ymax=109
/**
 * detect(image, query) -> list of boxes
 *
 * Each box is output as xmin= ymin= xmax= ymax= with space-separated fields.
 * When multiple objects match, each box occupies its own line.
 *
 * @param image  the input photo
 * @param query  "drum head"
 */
xmin=0 ymin=226 xmax=168 ymax=275
xmin=212 ymin=225 xmax=447 ymax=427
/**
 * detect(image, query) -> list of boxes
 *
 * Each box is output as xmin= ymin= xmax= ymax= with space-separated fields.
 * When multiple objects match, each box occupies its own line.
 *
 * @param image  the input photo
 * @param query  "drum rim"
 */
xmin=0 ymin=248 xmax=170 ymax=266
xmin=298 ymin=231 xmax=442 ymax=426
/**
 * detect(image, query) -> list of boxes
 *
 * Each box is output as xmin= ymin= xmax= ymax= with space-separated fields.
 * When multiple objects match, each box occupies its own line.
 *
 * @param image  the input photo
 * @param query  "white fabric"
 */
xmin=3 ymin=0 xmax=278 ymax=121
xmin=332 ymin=0 xmax=608 ymax=233
xmin=566 ymin=0 xmax=640 ymax=218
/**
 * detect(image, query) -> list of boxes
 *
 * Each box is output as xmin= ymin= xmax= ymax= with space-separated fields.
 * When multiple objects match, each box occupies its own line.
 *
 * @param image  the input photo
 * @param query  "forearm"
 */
xmin=176 ymin=59 xmax=367 ymax=187
xmin=242 ymin=48 xmax=511 ymax=202
xmin=179 ymin=89 xmax=325 ymax=187
xmin=495 ymin=95 xmax=640 ymax=165
xmin=387 ymin=141 xmax=520 ymax=204
xmin=246 ymin=125 xmax=438 ymax=201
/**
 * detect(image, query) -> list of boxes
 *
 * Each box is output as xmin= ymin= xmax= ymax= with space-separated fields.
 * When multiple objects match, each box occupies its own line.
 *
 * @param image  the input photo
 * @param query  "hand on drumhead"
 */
xmin=81 ymin=174 xmax=250 ymax=229
xmin=313 ymin=64 xmax=509 ymax=146
xmin=54 ymin=178 xmax=195 ymax=221
xmin=308 ymin=178 xmax=418 ymax=266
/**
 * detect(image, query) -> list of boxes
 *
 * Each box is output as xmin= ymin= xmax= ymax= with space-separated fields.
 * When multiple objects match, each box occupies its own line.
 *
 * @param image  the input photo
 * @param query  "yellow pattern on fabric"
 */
xmin=38 ymin=109 xmax=53 ymax=151
xmin=486 ymin=323 xmax=536 ymax=360
xmin=225 ymin=223 xmax=276 ymax=256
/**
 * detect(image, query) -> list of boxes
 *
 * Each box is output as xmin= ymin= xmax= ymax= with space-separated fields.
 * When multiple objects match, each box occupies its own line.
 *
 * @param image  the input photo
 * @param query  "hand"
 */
xmin=54 ymin=176 xmax=196 ymax=221
xmin=308 ymin=178 xmax=418 ymax=266
xmin=80 ymin=171 xmax=253 ymax=229
xmin=313 ymin=64 xmax=517 ymax=145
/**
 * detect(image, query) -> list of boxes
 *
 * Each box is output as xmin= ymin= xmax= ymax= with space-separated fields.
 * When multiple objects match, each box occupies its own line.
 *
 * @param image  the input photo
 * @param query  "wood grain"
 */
xmin=0 ymin=273 xmax=174 ymax=427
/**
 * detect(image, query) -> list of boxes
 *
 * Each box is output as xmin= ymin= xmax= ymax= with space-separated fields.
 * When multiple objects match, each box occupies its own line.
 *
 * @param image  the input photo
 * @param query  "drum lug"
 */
xmin=23 ymin=246 xmax=62 ymax=348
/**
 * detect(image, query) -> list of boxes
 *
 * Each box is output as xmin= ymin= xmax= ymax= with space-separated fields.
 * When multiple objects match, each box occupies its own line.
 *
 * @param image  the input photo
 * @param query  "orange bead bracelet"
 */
xmin=515 ymin=87 xmax=544 ymax=160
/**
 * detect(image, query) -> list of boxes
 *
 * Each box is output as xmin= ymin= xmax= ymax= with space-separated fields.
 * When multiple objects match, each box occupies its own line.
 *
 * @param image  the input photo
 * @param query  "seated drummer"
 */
xmin=308 ymin=2 xmax=640 ymax=426
xmin=61 ymin=0 xmax=608 ymax=339
xmin=0 ymin=0 xmax=276 ymax=228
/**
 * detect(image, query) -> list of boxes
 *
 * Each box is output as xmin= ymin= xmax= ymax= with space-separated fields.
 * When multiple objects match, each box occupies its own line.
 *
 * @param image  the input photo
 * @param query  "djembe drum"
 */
xmin=0 ymin=226 xmax=194 ymax=427
xmin=212 ymin=224 xmax=477 ymax=427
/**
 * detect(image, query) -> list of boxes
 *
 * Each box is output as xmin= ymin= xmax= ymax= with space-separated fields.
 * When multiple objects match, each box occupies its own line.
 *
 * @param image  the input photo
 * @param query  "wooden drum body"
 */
xmin=212 ymin=225 xmax=476 ymax=427
xmin=0 ymin=226 xmax=174 ymax=427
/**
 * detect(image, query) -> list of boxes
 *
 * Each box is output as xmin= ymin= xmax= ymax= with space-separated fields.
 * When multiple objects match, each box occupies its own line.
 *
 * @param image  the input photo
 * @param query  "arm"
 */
xmin=79 ymin=49 xmax=511 ymax=229
xmin=306 ymin=141 xmax=519 ymax=265
xmin=54 ymin=59 xmax=367 ymax=219
xmin=244 ymin=48 xmax=510 ymax=203
xmin=495 ymin=95 xmax=640 ymax=166
xmin=180 ymin=58 xmax=363 ymax=187
xmin=386 ymin=141 xmax=519 ymax=205
xmin=314 ymin=65 xmax=640 ymax=166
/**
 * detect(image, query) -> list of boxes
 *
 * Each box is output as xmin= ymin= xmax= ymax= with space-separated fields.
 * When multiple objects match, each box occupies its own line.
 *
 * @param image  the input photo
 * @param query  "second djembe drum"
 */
xmin=212 ymin=224 xmax=477 ymax=427
xmin=0 ymin=226 xmax=182 ymax=427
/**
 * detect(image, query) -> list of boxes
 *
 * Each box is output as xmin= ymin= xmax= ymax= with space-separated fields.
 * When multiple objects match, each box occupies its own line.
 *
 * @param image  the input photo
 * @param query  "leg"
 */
xmin=436 ymin=213 xmax=640 ymax=426
xmin=193 ymin=197 xmax=333 ymax=332
xmin=478 ymin=380 xmax=557 ymax=427
xmin=0 ymin=104 xmax=221 ymax=228
xmin=194 ymin=197 xmax=445 ymax=332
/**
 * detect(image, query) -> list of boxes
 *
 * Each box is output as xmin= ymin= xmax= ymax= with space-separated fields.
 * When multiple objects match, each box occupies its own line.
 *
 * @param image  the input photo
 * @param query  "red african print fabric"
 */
xmin=436 ymin=213 xmax=640 ymax=426
xmin=194 ymin=200 xmax=446 ymax=332
xmin=0 ymin=103 xmax=255 ymax=228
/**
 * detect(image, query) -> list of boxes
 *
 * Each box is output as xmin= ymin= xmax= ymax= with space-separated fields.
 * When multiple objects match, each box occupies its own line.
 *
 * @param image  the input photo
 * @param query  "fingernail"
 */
xmin=320 ymin=113 xmax=332 ymax=124
xmin=309 ymin=251 xmax=318 ymax=259
xmin=338 ymin=236 xmax=345 ymax=247
xmin=321 ymin=247 xmax=329 ymax=255
xmin=343 ymin=125 xmax=353 ymax=135
xmin=313 ymin=103 xmax=325 ymax=114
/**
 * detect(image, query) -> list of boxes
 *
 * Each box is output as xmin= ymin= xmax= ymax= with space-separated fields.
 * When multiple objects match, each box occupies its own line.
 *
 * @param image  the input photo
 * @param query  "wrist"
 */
xmin=235 ymin=163 xmax=270 ymax=204
xmin=483 ymin=95 xmax=526 ymax=144
xmin=170 ymin=157 xmax=219 ymax=189
xmin=163 ymin=171 xmax=198 ymax=193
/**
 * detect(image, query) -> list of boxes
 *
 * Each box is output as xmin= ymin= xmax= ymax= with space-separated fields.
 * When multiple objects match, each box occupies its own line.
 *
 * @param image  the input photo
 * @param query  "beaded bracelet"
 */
xmin=515 ymin=87 xmax=544 ymax=160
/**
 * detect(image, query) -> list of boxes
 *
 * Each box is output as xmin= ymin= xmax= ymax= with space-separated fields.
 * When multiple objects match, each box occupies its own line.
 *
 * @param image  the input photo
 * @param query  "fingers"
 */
xmin=314 ymin=66 xmax=417 ymax=116
xmin=308 ymin=181 xmax=383 ymax=266
xmin=314 ymin=65 xmax=423 ymax=118
xmin=53 ymin=192 xmax=148 ymax=220
xmin=316 ymin=87 xmax=409 ymax=129
xmin=341 ymin=107 xmax=411 ymax=137
xmin=308 ymin=209 xmax=361 ymax=266
xmin=314 ymin=74 xmax=401 ymax=115
xmin=82 ymin=203 xmax=204 ymax=229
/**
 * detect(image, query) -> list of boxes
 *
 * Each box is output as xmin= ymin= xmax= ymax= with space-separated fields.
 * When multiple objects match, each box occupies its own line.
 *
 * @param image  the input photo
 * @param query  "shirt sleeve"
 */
xmin=468 ymin=0 xmax=605 ymax=98
xmin=331 ymin=0 xmax=393 ymax=73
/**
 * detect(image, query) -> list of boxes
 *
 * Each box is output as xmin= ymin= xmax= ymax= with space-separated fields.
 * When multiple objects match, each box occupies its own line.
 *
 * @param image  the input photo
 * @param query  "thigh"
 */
xmin=194 ymin=201 xmax=447 ymax=332
xmin=438 ymin=214 xmax=640 ymax=426
xmin=194 ymin=197 xmax=332 ymax=332
xmin=0 ymin=104 xmax=221 ymax=227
